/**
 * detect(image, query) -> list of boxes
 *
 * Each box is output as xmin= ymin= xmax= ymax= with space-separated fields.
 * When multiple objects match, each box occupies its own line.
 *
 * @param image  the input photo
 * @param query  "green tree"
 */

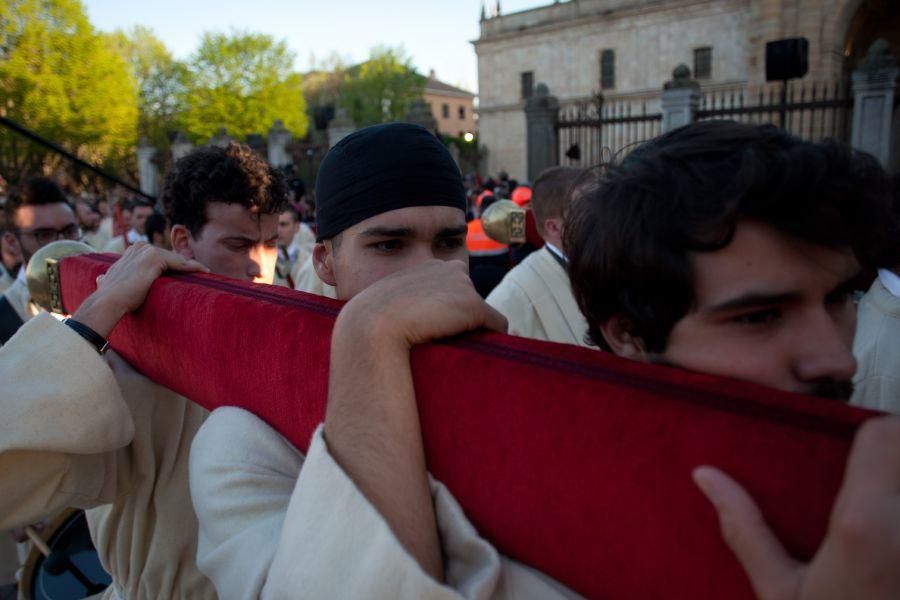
xmin=303 ymin=52 xmax=346 ymax=113
xmin=0 ymin=0 xmax=138 ymax=182
xmin=110 ymin=26 xmax=191 ymax=149
xmin=341 ymin=46 xmax=425 ymax=127
xmin=180 ymin=31 xmax=308 ymax=142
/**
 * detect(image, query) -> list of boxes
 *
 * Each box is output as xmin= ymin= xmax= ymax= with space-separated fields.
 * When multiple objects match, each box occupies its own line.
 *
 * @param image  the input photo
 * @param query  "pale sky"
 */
xmin=83 ymin=0 xmax=551 ymax=94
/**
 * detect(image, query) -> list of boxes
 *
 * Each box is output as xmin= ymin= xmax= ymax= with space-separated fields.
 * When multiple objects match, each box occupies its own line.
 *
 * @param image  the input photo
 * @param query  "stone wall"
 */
xmin=475 ymin=0 xmax=871 ymax=179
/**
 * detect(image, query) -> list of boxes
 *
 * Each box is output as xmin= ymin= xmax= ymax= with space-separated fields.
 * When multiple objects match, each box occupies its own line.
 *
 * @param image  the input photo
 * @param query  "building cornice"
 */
xmin=472 ymin=0 xmax=741 ymax=49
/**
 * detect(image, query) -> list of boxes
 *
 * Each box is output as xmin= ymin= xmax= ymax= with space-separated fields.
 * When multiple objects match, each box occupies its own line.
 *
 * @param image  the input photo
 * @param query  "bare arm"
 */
xmin=323 ymin=260 xmax=507 ymax=582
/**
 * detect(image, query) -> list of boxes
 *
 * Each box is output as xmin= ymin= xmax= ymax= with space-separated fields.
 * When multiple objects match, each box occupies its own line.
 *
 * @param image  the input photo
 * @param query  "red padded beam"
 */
xmin=59 ymin=253 xmax=874 ymax=599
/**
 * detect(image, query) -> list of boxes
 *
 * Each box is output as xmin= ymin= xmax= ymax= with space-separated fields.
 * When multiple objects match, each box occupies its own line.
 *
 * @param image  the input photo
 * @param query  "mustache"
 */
xmin=647 ymin=355 xmax=855 ymax=402
xmin=808 ymin=379 xmax=854 ymax=402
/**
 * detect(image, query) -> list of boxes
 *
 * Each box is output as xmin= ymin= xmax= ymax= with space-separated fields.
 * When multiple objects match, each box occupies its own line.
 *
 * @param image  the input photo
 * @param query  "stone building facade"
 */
xmin=474 ymin=0 xmax=899 ymax=179
xmin=423 ymin=72 xmax=477 ymax=137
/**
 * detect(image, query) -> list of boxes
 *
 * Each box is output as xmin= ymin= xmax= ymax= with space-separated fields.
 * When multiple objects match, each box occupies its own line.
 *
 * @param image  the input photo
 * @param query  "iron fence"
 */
xmin=556 ymin=97 xmax=662 ymax=168
xmin=696 ymin=82 xmax=854 ymax=143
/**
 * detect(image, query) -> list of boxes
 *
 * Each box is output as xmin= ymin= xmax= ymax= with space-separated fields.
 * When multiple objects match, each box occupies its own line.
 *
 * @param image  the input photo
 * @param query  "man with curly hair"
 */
xmin=0 ymin=142 xmax=287 ymax=599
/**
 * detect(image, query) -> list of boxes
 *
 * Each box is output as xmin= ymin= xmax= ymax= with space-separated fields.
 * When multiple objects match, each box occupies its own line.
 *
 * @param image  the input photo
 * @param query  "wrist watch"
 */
xmin=63 ymin=317 xmax=109 ymax=355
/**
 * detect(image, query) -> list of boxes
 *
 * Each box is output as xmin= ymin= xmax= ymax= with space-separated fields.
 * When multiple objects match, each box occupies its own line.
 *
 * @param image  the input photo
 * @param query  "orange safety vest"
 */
xmin=467 ymin=218 xmax=508 ymax=256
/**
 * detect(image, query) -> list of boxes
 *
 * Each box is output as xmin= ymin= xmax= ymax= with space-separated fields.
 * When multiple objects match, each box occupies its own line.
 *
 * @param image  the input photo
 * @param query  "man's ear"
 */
xmin=543 ymin=217 xmax=563 ymax=238
xmin=312 ymin=242 xmax=336 ymax=286
xmin=598 ymin=315 xmax=648 ymax=361
xmin=169 ymin=225 xmax=195 ymax=259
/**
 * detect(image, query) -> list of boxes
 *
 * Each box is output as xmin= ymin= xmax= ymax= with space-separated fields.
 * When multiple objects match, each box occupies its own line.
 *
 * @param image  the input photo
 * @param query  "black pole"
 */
xmin=0 ymin=116 xmax=154 ymax=200
xmin=780 ymin=80 xmax=788 ymax=129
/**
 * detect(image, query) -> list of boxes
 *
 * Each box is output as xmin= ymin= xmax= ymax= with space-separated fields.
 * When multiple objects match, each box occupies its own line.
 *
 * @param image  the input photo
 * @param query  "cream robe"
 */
xmin=1 ymin=277 xmax=37 ymax=325
xmin=292 ymin=222 xmax=316 ymax=253
xmin=852 ymin=277 xmax=900 ymax=414
xmin=273 ymin=244 xmax=310 ymax=289
xmin=0 ymin=267 xmax=15 ymax=294
xmin=82 ymin=228 xmax=112 ymax=251
xmin=487 ymin=247 xmax=591 ymax=347
xmin=190 ymin=407 xmax=581 ymax=599
xmin=292 ymin=254 xmax=337 ymax=299
xmin=0 ymin=314 xmax=216 ymax=599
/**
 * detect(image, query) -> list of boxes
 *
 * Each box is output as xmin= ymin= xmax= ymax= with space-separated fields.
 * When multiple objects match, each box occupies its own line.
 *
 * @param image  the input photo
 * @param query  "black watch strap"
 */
xmin=63 ymin=318 xmax=109 ymax=354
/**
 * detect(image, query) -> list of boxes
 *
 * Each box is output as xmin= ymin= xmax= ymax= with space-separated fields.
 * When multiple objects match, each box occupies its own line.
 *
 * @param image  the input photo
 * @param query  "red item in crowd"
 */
xmin=511 ymin=186 xmax=532 ymax=206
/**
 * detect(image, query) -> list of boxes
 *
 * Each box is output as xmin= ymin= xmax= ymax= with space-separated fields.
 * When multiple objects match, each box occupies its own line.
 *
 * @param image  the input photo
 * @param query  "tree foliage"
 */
xmin=110 ymin=26 xmax=191 ymax=149
xmin=341 ymin=46 xmax=425 ymax=127
xmin=0 ymin=0 xmax=138 ymax=182
xmin=179 ymin=31 xmax=308 ymax=142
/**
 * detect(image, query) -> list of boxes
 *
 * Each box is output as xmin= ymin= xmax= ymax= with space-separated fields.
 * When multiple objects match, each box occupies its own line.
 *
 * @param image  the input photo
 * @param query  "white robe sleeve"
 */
xmin=190 ymin=407 xmax=305 ymax=600
xmin=0 ymin=313 xmax=135 ymax=527
xmin=191 ymin=407 xmax=580 ymax=599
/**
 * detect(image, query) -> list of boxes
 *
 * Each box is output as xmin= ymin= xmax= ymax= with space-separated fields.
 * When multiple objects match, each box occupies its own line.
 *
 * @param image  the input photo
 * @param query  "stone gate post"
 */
xmin=851 ymin=39 xmax=900 ymax=171
xmin=524 ymin=83 xmax=560 ymax=182
xmin=660 ymin=65 xmax=701 ymax=133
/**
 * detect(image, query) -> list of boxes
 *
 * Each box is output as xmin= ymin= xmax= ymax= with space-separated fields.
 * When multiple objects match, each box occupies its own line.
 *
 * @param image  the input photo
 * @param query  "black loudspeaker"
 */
xmin=766 ymin=38 xmax=809 ymax=81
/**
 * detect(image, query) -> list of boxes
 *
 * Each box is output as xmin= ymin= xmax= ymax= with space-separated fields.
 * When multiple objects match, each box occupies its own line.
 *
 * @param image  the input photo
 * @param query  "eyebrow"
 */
xmin=436 ymin=225 xmax=468 ymax=237
xmin=359 ymin=227 xmax=416 ymax=238
xmin=704 ymin=292 xmax=797 ymax=314
xmin=704 ymin=270 xmax=863 ymax=314
xmin=220 ymin=235 xmax=259 ymax=244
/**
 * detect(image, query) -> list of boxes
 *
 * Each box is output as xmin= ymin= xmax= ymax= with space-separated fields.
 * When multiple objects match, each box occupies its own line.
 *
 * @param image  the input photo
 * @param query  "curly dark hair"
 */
xmin=565 ymin=120 xmax=900 ymax=353
xmin=5 ymin=177 xmax=70 ymax=228
xmin=162 ymin=142 xmax=288 ymax=235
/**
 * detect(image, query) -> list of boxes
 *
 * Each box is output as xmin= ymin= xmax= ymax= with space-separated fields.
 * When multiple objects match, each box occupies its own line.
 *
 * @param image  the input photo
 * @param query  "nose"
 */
xmin=792 ymin=311 xmax=857 ymax=385
xmin=247 ymin=246 xmax=263 ymax=280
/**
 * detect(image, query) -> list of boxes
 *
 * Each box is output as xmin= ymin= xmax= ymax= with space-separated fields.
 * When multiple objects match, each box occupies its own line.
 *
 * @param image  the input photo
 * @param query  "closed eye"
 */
xmin=223 ymin=240 xmax=252 ymax=251
xmin=732 ymin=308 xmax=781 ymax=326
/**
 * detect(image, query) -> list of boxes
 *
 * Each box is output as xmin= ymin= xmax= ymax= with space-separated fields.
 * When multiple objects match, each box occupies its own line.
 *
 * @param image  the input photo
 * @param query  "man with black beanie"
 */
xmin=188 ymin=123 xmax=492 ymax=599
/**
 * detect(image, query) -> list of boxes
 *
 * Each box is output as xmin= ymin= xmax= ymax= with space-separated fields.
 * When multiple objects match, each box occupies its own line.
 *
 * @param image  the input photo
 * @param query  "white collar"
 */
xmin=16 ymin=265 xmax=26 ymax=285
xmin=544 ymin=242 xmax=567 ymax=263
xmin=127 ymin=229 xmax=147 ymax=244
xmin=878 ymin=268 xmax=900 ymax=299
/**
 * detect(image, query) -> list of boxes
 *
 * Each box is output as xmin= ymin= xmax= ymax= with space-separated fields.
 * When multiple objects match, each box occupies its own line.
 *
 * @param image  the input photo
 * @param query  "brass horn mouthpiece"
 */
xmin=26 ymin=240 xmax=94 ymax=313
xmin=481 ymin=200 xmax=527 ymax=245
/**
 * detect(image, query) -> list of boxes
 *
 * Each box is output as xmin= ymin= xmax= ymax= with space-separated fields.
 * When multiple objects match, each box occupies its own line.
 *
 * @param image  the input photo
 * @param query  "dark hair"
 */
xmin=162 ymin=143 xmax=288 ymax=235
xmin=480 ymin=194 xmax=499 ymax=213
xmin=281 ymin=205 xmax=300 ymax=222
xmin=531 ymin=166 xmax=584 ymax=236
xmin=132 ymin=198 xmax=156 ymax=212
xmin=5 ymin=177 xmax=70 ymax=228
xmin=144 ymin=212 xmax=167 ymax=240
xmin=565 ymin=120 xmax=899 ymax=352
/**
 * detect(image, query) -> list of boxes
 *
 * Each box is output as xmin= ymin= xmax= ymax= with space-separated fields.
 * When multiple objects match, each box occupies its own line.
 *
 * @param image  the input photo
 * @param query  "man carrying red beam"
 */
xmin=0 ymin=142 xmax=286 ymax=599
xmin=191 ymin=121 xmax=900 ymax=598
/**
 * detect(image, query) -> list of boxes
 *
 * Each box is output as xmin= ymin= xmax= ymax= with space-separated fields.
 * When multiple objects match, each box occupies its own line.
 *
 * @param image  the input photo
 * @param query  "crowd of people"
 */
xmin=0 ymin=119 xmax=898 ymax=599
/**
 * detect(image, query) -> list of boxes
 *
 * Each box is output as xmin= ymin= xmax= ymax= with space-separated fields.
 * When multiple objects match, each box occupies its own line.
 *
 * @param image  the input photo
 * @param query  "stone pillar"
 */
xmin=267 ymin=120 xmax=292 ymax=168
xmin=851 ymin=39 xmax=900 ymax=171
xmin=404 ymin=98 xmax=438 ymax=134
xmin=448 ymin=143 xmax=461 ymax=169
xmin=136 ymin=137 xmax=158 ymax=197
xmin=170 ymin=131 xmax=194 ymax=162
xmin=246 ymin=134 xmax=267 ymax=161
xmin=209 ymin=127 xmax=232 ymax=148
xmin=660 ymin=65 xmax=701 ymax=133
xmin=524 ymin=83 xmax=559 ymax=182
xmin=327 ymin=108 xmax=356 ymax=148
